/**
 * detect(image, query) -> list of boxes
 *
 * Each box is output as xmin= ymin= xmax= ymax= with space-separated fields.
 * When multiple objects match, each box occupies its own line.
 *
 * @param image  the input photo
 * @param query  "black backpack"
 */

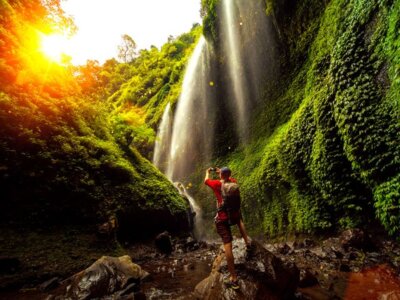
xmin=218 ymin=180 xmax=241 ymax=224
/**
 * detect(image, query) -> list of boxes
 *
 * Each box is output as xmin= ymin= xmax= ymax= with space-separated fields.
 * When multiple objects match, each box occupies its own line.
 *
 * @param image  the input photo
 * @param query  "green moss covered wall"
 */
xmin=219 ymin=0 xmax=399 ymax=236
xmin=0 ymin=91 xmax=188 ymax=237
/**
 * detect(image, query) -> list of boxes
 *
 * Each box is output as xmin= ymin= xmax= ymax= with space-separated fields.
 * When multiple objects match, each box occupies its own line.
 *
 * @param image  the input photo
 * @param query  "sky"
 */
xmin=60 ymin=0 xmax=202 ymax=65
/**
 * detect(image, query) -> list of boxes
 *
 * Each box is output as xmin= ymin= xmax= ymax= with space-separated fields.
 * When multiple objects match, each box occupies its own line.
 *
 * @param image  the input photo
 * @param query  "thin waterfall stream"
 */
xmin=152 ymin=102 xmax=172 ymax=174
xmin=221 ymin=0 xmax=250 ymax=141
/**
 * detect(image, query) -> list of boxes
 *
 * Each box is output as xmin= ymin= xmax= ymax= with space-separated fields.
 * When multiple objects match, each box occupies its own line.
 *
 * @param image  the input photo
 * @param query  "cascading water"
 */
xmin=153 ymin=102 xmax=172 ymax=173
xmin=153 ymin=36 xmax=215 ymax=240
xmin=174 ymin=182 xmax=204 ymax=239
xmin=221 ymin=0 xmax=250 ymax=141
xmin=166 ymin=36 xmax=215 ymax=182
xmin=220 ymin=0 xmax=278 ymax=142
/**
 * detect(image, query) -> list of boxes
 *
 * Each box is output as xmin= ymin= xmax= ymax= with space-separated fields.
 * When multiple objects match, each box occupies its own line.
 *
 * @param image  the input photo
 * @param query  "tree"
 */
xmin=118 ymin=34 xmax=137 ymax=63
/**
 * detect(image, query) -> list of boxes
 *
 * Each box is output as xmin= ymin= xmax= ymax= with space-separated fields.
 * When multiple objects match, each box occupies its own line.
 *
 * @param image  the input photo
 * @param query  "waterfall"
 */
xmin=221 ymin=0 xmax=250 ymax=141
xmin=153 ymin=102 xmax=172 ymax=173
xmin=221 ymin=0 xmax=278 ymax=142
xmin=166 ymin=36 xmax=215 ymax=181
xmin=153 ymin=36 xmax=215 ymax=240
xmin=175 ymin=182 xmax=204 ymax=240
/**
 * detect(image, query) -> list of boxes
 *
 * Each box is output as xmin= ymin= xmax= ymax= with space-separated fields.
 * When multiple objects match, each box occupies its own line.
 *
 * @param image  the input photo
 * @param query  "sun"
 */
xmin=40 ymin=34 xmax=71 ymax=63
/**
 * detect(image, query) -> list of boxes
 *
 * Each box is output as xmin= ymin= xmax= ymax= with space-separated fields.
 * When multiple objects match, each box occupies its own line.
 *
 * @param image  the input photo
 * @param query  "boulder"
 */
xmin=277 ymin=243 xmax=292 ymax=255
xmin=52 ymin=255 xmax=148 ymax=300
xmin=155 ymin=231 xmax=173 ymax=254
xmin=339 ymin=228 xmax=372 ymax=251
xmin=38 ymin=277 xmax=60 ymax=292
xmin=299 ymin=269 xmax=319 ymax=288
xmin=195 ymin=239 xmax=299 ymax=299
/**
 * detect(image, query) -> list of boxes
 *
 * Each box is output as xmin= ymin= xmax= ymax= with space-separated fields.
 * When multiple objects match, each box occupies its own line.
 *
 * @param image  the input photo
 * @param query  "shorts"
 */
xmin=215 ymin=220 xmax=233 ymax=244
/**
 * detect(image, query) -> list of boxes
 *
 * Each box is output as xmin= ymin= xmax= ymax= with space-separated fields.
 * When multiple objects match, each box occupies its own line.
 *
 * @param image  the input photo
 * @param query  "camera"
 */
xmin=210 ymin=167 xmax=216 ymax=172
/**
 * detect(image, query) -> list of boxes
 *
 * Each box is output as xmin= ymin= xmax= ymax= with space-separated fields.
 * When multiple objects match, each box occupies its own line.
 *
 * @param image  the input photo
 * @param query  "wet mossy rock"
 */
xmin=202 ymin=0 xmax=400 ymax=236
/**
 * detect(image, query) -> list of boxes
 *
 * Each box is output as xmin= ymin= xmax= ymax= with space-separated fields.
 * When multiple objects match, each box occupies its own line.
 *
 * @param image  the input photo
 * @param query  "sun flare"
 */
xmin=40 ymin=34 xmax=71 ymax=63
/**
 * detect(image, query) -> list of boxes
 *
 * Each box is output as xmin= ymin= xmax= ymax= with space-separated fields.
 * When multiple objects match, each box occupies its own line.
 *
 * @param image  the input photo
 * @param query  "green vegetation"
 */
xmin=220 ymin=0 xmax=399 ymax=237
xmin=0 ymin=0 xmax=192 ymax=237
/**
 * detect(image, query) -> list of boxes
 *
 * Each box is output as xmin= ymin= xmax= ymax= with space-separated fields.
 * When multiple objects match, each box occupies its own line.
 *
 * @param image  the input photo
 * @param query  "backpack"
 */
xmin=218 ymin=180 xmax=241 ymax=225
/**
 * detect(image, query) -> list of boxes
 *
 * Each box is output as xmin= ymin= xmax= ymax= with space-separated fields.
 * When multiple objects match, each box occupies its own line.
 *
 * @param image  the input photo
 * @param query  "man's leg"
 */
xmin=223 ymin=242 xmax=237 ymax=282
xmin=238 ymin=219 xmax=250 ymax=246
xmin=216 ymin=221 xmax=238 ymax=283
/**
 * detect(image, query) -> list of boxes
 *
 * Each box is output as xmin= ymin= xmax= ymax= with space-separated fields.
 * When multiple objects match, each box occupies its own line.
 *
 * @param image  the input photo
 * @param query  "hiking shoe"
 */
xmin=223 ymin=278 xmax=240 ymax=290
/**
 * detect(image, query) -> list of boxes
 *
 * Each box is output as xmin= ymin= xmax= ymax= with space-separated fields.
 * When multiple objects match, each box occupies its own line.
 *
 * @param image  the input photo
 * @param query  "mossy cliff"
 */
xmin=0 ymin=90 xmax=189 ymax=238
xmin=201 ymin=0 xmax=400 ymax=237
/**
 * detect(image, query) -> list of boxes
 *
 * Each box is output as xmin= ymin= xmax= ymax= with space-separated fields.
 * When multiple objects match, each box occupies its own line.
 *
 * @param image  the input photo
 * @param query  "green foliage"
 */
xmin=222 ymin=0 xmax=399 ymax=237
xmin=374 ymin=174 xmax=400 ymax=235
xmin=201 ymin=0 xmax=220 ymax=43
xmin=0 ymin=0 xmax=189 ymax=232
xmin=265 ymin=0 xmax=274 ymax=16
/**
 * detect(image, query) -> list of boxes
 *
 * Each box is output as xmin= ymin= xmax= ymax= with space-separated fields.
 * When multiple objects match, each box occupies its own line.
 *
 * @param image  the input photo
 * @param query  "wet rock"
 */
xmin=345 ymin=251 xmax=359 ymax=261
xmin=52 ymin=255 xmax=148 ymax=299
xmin=277 ymin=243 xmax=292 ymax=255
xmin=184 ymin=236 xmax=200 ymax=251
xmin=299 ymin=269 xmax=319 ymax=288
xmin=331 ymin=246 xmax=344 ymax=259
xmin=155 ymin=231 xmax=173 ymax=254
xmin=195 ymin=239 xmax=299 ymax=299
xmin=185 ymin=236 xmax=196 ymax=247
xmin=97 ymin=216 xmax=118 ymax=241
xmin=339 ymin=263 xmax=351 ymax=272
xmin=310 ymin=247 xmax=327 ymax=259
xmin=294 ymin=238 xmax=315 ymax=249
xmin=38 ymin=277 xmax=60 ymax=292
xmin=0 ymin=256 xmax=20 ymax=273
xmin=303 ymin=238 xmax=315 ymax=248
xmin=339 ymin=228 xmax=372 ymax=251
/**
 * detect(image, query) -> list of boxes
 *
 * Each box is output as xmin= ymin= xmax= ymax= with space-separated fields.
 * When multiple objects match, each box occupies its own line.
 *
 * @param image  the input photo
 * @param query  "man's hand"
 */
xmin=205 ymin=167 xmax=214 ymax=182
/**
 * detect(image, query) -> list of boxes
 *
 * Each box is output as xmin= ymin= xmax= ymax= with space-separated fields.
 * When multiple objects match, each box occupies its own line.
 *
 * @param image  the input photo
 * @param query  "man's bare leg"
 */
xmin=238 ymin=219 xmax=250 ymax=246
xmin=223 ymin=242 xmax=237 ymax=281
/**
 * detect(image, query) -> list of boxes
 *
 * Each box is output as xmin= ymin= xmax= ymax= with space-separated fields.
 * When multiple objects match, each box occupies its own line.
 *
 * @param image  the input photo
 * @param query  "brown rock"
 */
xmin=339 ymin=228 xmax=372 ymax=250
xmin=53 ymin=255 xmax=148 ymax=299
xmin=195 ymin=239 xmax=299 ymax=299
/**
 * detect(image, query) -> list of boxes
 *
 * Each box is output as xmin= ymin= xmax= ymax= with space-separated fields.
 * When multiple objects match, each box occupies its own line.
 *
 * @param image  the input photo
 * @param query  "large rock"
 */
xmin=51 ymin=255 xmax=148 ymax=300
xmin=195 ymin=239 xmax=299 ymax=299
xmin=155 ymin=231 xmax=173 ymax=254
xmin=339 ymin=228 xmax=373 ymax=251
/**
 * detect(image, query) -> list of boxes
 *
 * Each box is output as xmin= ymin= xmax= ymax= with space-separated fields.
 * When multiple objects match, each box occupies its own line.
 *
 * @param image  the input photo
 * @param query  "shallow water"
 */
xmin=344 ymin=265 xmax=400 ymax=299
xmin=140 ymin=246 xmax=216 ymax=299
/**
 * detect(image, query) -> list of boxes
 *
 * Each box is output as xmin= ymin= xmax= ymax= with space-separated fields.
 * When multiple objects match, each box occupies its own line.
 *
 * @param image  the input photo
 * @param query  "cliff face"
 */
xmin=202 ymin=0 xmax=400 ymax=236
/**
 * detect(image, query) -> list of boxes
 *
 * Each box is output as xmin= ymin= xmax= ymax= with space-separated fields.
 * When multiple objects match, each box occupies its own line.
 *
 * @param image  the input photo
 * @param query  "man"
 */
xmin=204 ymin=166 xmax=251 ymax=290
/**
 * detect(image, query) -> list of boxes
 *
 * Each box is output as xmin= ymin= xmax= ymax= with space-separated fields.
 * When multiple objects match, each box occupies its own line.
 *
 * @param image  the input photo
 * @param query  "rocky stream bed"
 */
xmin=1 ymin=229 xmax=400 ymax=299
